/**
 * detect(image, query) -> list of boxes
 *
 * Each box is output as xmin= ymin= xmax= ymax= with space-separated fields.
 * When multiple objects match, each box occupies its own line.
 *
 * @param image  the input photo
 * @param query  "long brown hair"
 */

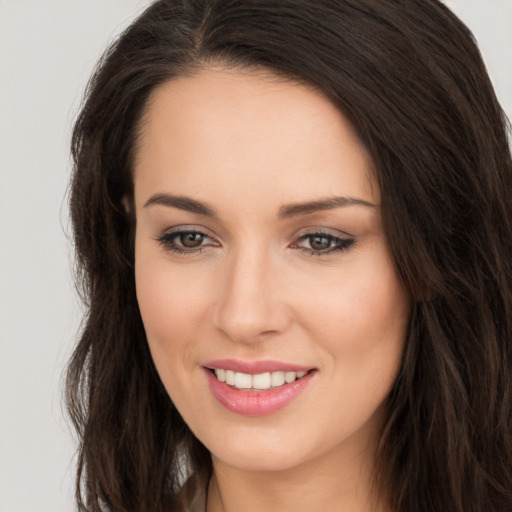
xmin=67 ymin=1 xmax=512 ymax=510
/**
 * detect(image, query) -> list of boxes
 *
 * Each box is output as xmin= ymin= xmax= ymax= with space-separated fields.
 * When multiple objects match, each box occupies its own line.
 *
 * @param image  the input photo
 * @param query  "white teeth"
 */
xmin=284 ymin=371 xmax=297 ymax=383
xmin=271 ymin=371 xmax=285 ymax=387
xmin=235 ymin=372 xmax=252 ymax=389
xmin=215 ymin=369 xmax=226 ymax=382
xmin=225 ymin=370 xmax=236 ymax=385
xmin=213 ymin=369 xmax=308 ymax=390
xmin=253 ymin=372 xmax=271 ymax=389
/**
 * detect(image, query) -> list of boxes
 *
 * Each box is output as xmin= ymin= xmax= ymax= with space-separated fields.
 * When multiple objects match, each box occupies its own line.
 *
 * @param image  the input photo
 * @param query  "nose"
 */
xmin=213 ymin=246 xmax=291 ymax=344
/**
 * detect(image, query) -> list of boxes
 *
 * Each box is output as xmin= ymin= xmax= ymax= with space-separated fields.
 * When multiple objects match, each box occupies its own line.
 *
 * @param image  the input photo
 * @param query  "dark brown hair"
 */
xmin=67 ymin=1 xmax=512 ymax=511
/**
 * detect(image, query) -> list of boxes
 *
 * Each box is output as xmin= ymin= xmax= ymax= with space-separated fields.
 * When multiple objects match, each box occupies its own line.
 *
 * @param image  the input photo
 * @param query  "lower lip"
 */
xmin=204 ymin=369 xmax=315 ymax=416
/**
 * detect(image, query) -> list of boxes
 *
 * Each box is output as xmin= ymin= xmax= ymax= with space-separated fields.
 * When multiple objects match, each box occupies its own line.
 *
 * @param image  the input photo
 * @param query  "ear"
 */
xmin=122 ymin=195 xmax=135 ymax=214
xmin=121 ymin=195 xmax=137 ymax=232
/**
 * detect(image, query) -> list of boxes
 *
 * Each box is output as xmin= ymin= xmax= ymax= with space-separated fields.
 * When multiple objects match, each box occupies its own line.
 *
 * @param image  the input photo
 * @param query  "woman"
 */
xmin=66 ymin=1 xmax=512 ymax=511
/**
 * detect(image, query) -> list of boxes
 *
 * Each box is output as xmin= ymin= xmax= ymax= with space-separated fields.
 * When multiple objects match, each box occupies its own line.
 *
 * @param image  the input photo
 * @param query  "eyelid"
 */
xmin=154 ymin=225 xmax=355 ymax=257
xmin=158 ymin=224 xmax=219 ymax=239
xmin=291 ymin=226 xmax=355 ymax=240
xmin=290 ymin=227 xmax=356 ymax=256
xmin=155 ymin=225 xmax=221 ymax=254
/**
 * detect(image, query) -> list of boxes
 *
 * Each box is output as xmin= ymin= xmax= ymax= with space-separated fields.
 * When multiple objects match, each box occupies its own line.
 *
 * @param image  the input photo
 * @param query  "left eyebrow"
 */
xmin=278 ymin=196 xmax=377 ymax=219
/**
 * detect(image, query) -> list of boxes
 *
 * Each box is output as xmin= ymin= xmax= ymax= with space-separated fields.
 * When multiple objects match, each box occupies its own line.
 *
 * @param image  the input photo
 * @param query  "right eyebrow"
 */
xmin=143 ymin=193 xmax=217 ymax=217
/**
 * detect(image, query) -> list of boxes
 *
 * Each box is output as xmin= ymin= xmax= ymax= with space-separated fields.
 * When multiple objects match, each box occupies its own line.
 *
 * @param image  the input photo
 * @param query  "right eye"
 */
xmin=155 ymin=229 xmax=217 ymax=255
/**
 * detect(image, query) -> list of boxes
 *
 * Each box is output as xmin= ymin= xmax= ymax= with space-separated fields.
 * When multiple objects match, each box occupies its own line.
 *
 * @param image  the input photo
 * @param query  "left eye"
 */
xmin=295 ymin=233 xmax=354 ymax=254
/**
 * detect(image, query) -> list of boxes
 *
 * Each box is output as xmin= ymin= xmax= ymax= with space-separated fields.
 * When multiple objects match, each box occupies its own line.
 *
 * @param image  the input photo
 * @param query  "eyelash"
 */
xmin=155 ymin=229 xmax=355 ymax=257
xmin=293 ymin=231 xmax=355 ymax=256
xmin=155 ymin=230 xmax=215 ymax=255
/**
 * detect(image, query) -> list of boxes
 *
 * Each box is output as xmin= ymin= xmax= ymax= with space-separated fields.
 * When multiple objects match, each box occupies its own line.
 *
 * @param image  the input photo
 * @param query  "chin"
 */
xmin=206 ymin=430 xmax=321 ymax=473
xmin=213 ymin=449 xmax=306 ymax=473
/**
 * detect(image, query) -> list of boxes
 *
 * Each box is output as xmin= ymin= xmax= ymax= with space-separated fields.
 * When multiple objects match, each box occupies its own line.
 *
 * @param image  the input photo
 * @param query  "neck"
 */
xmin=206 ymin=442 xmax=388 ymax=512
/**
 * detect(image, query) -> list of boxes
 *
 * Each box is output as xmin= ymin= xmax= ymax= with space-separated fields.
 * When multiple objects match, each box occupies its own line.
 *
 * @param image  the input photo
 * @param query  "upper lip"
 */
xmin=203 ymin=359 xmax=314 ymax=374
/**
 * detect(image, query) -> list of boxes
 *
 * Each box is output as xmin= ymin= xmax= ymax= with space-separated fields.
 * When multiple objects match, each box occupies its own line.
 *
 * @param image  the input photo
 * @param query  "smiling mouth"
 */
xmin=210 ymin=368 xmax=310 ymax=391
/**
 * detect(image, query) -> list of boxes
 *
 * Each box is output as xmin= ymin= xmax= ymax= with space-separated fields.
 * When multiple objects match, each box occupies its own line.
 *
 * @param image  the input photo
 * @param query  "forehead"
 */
xmin=133 ymin=67 xmax=378 ymax=210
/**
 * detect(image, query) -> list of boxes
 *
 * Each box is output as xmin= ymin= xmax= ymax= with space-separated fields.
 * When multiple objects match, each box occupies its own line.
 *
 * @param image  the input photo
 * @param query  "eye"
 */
xmin=307 ymin=235 xmax=334 ymax=251
xmin=155 ymin=229 xmax=218 ymax=254
xmin=177 ymin=232 xmax=206 ymax=248
xmin=293 ymin=231 xmax=355 ymax=256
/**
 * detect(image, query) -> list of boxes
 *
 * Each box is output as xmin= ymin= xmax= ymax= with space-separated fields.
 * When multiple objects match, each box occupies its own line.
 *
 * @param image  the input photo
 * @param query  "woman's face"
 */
xmin=133 ymin=68 xmax=409 ymax=473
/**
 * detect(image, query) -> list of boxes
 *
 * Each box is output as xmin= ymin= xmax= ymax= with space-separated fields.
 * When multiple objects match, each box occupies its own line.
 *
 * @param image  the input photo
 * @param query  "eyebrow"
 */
xmin=278 ymin=196 xmax=376 ymax=219
xmin=144 ymin=193 xmax=217 ymax=216
xmin=143 ymin=193 xmax=376 ymax=218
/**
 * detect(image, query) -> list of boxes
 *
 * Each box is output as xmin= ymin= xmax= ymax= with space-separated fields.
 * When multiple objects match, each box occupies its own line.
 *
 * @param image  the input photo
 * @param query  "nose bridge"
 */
xmin=214 ymin=241 xmax=287 ymax=343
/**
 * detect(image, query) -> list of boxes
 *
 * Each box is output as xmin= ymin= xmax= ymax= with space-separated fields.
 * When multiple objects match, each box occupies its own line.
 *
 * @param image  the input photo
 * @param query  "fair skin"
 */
xmin=133 ymin=67 xmax=409 ymax=512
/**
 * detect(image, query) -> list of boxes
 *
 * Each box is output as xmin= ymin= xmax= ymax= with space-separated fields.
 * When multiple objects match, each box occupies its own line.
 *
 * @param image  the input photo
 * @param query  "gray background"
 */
xmin=0 ymin=1 xmax=510 ymax=510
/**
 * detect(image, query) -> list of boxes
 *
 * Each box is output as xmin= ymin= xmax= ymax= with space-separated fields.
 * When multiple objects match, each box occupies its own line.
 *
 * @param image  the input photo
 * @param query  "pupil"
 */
xmin=310 ymin=236 xmax=330 ymax=251
xmin=180 ymin=232 xmax=203 ymax=248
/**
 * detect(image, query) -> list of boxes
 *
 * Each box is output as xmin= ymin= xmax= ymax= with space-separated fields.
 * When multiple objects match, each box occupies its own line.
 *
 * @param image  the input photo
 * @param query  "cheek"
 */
xmin=299 ymin=250 xmax=409 ymax=353
xmin=296 ymin=243 xmax=409 ymax=426
xmin=134 ymin=242 xmax=210 ymax=378
xmin=136 ymin=227 xmax=210 ymax=317
xmin=137 ymin=275 xmax=204 ymax=338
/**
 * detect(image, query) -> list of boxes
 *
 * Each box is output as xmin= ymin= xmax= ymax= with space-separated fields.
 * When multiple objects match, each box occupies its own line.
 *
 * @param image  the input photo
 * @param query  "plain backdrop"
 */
xmin=0 ymin=1 xmax=510 ymax=511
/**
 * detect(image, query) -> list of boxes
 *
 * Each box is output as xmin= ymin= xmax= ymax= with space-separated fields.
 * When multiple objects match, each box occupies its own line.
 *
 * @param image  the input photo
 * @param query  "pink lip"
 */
xmin=203 ymin=363 xmax=316 ymax=416
xmin=203 ymin=359 xmax=312 ymax=374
